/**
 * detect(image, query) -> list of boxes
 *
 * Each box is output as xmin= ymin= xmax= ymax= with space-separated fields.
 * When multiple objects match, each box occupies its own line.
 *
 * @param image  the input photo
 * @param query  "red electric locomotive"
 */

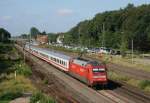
xmin=69 ymin=58 xmax=107 ymax=86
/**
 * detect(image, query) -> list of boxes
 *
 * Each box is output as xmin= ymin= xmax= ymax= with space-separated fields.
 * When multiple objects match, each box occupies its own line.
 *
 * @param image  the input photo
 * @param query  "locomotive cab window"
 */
xmin=89 ymin=61 xmax=101 ymax=66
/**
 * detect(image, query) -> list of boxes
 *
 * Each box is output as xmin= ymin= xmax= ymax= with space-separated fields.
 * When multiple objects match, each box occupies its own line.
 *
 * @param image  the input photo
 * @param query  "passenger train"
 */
xmin=25 ymin=44 xmax=108 ymax=86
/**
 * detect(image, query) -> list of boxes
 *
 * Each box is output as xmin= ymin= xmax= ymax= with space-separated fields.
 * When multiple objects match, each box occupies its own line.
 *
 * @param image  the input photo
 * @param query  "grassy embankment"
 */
xmin=0 ymin=43 xmax=55 ymax=103
xmin=40 ymin=44 xmax=150 ymax=92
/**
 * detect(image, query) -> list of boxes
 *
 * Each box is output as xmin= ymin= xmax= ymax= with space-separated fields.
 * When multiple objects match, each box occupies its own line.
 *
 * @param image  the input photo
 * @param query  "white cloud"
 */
xmin=57 ymin=9 xmax=73 ymax=16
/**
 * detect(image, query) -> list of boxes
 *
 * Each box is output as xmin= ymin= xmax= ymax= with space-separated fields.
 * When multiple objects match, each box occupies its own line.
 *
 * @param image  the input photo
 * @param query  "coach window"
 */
xmin=64 ymin=62 xmax=66 ymax=66
xmin=65 ymin=62 xmax=67 ymax=66
xmin=64 ymin=62 xmax=65 ymax=66
xmin=63 ymin=61 xmax=65 ymax=66
xmin=44 ymin=54 xmax=48 ymax=58
xmin=54 ymin=58 xmax=56 ymax=62
xmin=40 ymin=53 xmax=42 ymax=56
xmin=57 ymin=59 xmax=59 ymax=63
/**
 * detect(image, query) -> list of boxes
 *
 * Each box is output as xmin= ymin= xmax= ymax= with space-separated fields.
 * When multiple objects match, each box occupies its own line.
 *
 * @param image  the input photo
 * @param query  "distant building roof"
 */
xmin=36 ymin=34 xmax=48 ymax=44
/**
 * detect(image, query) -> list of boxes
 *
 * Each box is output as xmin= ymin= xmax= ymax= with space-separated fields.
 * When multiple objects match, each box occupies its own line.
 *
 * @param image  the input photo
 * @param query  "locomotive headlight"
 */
xmin=93 ymin=68 xmax=105 ymax=72
xmin=93 ymin=75 xmax=106 ymax=78
xmin=93 ymin=68 xmax=99 ymax=72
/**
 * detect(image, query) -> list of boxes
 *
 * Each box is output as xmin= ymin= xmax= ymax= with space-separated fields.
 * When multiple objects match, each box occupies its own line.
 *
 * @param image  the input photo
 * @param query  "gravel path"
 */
xmin=10 ymin=97 xmax=30 ymax=103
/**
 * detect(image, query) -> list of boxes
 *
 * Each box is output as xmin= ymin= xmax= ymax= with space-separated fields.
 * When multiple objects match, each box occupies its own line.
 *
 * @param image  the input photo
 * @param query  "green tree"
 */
xmin=0 ymin=28 xmax=11 ymax=42
xmin=20 ymin=34 xmax=28 ymax=39
xmin=30 ymin=27 xmax=40 ymax=39
xmin=41 ymin=31 xmax=46 ymax=35
xmin=63 ymin=4 xmax=150 ymax=52
xmin=47 ymin=33 xmax=58 ymax=43
xmin=120 ymin=34 xmax=128 ymax=57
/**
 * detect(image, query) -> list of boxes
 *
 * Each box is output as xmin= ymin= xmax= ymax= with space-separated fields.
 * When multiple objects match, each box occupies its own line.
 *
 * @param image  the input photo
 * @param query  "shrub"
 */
xmin=0 ymin=91 xmax=22 ymax=100
xmin=144 ymin=86 xmax=150 ymax=92
xmin=0 ymin=100 xmax=10 ymax=103
xmin=15 ymin=63 xmax=32 ymax=76
xmin=43 ymin=78 xmax=49 ymax=84
xmin=0 ymin=75 xmax=36 ymax=97
xmin=139 ymin=80 xmax=150 ymax=89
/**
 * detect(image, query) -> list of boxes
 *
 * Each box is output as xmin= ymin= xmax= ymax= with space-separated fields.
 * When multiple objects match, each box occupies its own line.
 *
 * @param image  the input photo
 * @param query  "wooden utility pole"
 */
xmin=132 ymin=39 xmax=134 ymax=64
xmin=29 ymin=33 xmax=31 ymax=59
xmin=23 ymin=42 xmax=26 ymax=62
xmin=14 ymin=71 xmax=16 ymax=79
xmin=102 ymin=23 xmax=105 ymax=47
xmin=78 ymin=26 xmax=81 ymax=46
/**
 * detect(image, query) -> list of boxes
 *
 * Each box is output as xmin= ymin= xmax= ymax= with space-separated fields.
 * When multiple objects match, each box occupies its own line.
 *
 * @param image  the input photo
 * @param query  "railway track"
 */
xmin=98 ymin=90 xmax=129 ymax=103
xmin=15 ymin=44 xmax=150 ymax=103
xmin=97 ymin=86 xmax=150 ymax=103
xmin=30 ymin=68 xmax=79 ymax=103
xmin=113 ymin=84 xmax=150 ymax=103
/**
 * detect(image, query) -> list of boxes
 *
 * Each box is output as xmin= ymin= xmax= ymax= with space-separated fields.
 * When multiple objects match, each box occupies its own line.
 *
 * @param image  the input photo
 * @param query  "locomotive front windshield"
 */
xmin=89 ymin=61 xmax=101 ymax=66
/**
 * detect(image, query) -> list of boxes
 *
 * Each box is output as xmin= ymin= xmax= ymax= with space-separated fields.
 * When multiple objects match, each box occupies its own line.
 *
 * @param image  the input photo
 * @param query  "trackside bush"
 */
xmin=30 ymin=92 xmax=55 ymax=103
xmin=0 ymin=91 xmax=22 ymax=101
xmin=139 ymin=80 xmax=150 ymax=89
xmin=0 ymin=75 xmax=36 ymax=102
xmin=15 ymin=62 xmax=32 ymax=76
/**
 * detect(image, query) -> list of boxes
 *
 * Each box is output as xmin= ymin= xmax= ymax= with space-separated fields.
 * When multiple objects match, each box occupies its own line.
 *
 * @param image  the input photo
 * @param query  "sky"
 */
xmin=0 ymin=0 xmax=150 ymax=36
